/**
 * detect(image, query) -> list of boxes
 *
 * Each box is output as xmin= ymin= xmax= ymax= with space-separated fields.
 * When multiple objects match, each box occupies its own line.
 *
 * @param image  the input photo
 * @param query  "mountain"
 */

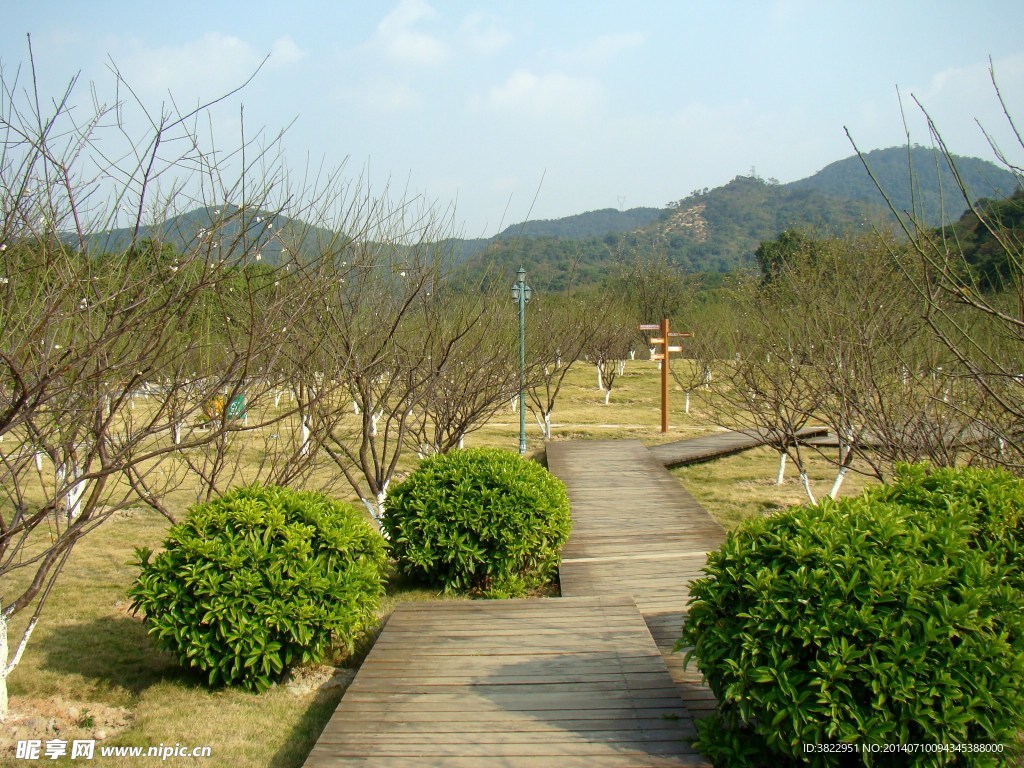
xmin=75 ymin=148 xmax=1019 ymax=292
xmin=494 ymin=207 xmax=663 ymax=240
xmin=83 ymin=205 xmax=342 ymax=265
xmin=461 ymin=147 xmax=1020 ymax=288
xmin=788 ymin=146 xmax=1020 ymax=224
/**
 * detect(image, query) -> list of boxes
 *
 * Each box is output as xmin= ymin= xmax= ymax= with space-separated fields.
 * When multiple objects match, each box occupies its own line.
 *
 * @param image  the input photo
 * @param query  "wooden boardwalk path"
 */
xmin=306 ymin=433 xmax=745 ymax=766
xmin=546 ymin=440 xmax=725 ymax=719
xmin=304 ymin=596 xmax=705 ymax=767
xmin=648 ymin=426 xmax=828 ymax=468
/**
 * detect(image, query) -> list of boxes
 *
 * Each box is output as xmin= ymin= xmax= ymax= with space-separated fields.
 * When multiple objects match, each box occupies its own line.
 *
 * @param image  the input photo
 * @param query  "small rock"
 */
xmin=66 ymin=705 xmax=81 ymax=720
xmin=46 ymin=718 xmax=58 ymax=733
xmin=94 ymin=729 xmax=108 ymax=741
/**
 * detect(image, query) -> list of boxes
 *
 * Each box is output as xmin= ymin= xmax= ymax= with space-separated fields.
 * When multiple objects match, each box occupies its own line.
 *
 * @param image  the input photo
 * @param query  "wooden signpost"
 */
xmin=640 ymin=318 xmax=693 ymax=433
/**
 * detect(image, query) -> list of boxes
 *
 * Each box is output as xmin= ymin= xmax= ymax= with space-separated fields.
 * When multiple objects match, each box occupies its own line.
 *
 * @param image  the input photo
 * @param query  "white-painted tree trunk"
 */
xmin=684 ymin=391 xmax=690 ymax=414
xmin=510 ymin=396 xmax=517 ymax=413
xmin=0 ymin=612 xmax=8 ymax=719
xmin=299 ymin=420 xmax=311 ymax=457
xmin=34 ymin=452 xmax=43 ymax=472
xmin=458 ymin=434 xmax=465 ymax=449
xmin=776 ymin=451 xmax=787 ymax=485
xmin=56 ymin=461 xmax=86 ymax=520
xmin=799 ymin=471 xmax=817 ymax=505
xmin=274 ymin=390 xmax=283 ymax=409
xmin=171 ymin=422 xmax=182 ymax=445
xmin=603 ymin=389 xmax=612 ymax=406
xmin=596 ymin=365 xmax=604 ymax=390
xmin=1 ymin=608 xmax=38 ymax=719
xmin=533 ymin=410 xmax=553 ymax=440
xmin=361 ymin=485 xmax=389 ymax=529
xmin=828 ymin=466 xmax=848 ymax=498
xmin=629 ymin=349 xmax=636 ymax=360
xmin=616 ymin=360 xmax=626 ymax=376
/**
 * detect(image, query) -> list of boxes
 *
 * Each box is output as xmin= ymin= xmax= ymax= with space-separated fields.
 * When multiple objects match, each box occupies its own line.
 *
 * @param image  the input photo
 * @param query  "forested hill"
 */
xmin=78 ymin=148 xmax=1019 ymax=294
xmin=493 ymin=207 xmax=663 ymax=239
xmin=787 ymin=146 xmax=1020 ymax=223
xmin=459 ymin=147 xmax=1019 ymax=290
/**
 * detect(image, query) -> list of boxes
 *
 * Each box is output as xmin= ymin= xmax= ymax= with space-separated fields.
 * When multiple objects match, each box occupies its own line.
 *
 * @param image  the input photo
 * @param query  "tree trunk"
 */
xmin=799 ymin=471 xmax=816 ymax=505
xmin=776 ymin=451 xmax=787 ymax=485
xmin=596 ymin=365 xmax=604 ymax=390
xmin=684 ymin=391 xmax=690 ymax=414
xmin=361 ymin=486 xmax=388 ymax=529
xmin=1 ymin=611 xmax=38 ymax=721
xmin=533 ymin=410 xmax=553 ymax=440
xmin=604 ymin=389 xmax=611 ymax=406
xmin=0 ymin=613 xmax=8 ymax=719
xmin=828 ymin=466 xmax=848 ymax=498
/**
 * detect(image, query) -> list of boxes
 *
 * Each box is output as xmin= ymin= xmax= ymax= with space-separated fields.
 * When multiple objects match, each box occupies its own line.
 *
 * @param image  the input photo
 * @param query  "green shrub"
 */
xmin=678 ymin=464 xmax=1024 ymax=767
xmin=383 ymin=447 xmax=571 ymax=597
xmin=129 ymin=485 xmax=387 ymax=692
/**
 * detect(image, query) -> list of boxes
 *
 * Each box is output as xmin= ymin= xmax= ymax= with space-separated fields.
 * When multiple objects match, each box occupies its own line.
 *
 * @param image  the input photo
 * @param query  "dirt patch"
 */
xmin=280 ymin=665 xmax=356 ymax=697
xmin=1 ymin=697 xmax=132 ymax=756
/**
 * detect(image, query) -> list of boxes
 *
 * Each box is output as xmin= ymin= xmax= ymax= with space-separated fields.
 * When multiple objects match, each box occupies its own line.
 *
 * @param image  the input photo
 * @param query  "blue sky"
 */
xmin=5 ymin=1 xmax=1024 ymax=237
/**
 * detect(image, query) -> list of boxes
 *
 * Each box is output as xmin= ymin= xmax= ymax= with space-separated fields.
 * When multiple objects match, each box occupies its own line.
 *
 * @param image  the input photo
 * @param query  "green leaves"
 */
xmin=128 ymin=485 xmax=387 ymax=693
xmin=383 ymin=447 xmax=571 ymax=597
xmin=679 ymin=464 xmax=1024 ymax=767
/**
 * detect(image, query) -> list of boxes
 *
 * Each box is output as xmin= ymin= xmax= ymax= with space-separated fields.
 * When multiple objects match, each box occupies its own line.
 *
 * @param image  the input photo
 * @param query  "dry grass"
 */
xmin=0 ymin=358 xmax=870 ymax=766
xmin=673 ymin=445 xmax=880 ymax=531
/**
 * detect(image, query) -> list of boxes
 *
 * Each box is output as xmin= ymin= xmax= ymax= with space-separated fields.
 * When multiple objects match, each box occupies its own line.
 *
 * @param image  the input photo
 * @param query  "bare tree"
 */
xmin=0 ymin=47 xmax=343 ymax=715
xmin=699 ymin=272 xmax=822 ymax=501
xmin=309 ymin=200 xmax=481 ymax=525
xmin=585 ymin=302 xmax=635 ymax=405
xmin=848 ymin=64 xmax=1024 ymax=472
xmin=406 ymin=288 xmax=520 ymax=456
xmin=524 ymin=296 xmax=594 ymax=440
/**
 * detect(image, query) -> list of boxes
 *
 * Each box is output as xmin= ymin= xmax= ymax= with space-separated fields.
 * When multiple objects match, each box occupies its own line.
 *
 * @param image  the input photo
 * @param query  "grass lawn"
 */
xmin=0 ymin=359 xmax=889 ymax=766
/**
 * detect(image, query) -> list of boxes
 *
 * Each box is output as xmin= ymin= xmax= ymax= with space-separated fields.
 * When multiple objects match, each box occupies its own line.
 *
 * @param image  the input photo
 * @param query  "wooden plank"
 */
xmin=647 ymin=426 xmax=828 ymax=468
xmin=547 ymin=440 xmax=723 ymax=723
xmin=303 ymin=596 xmax=706 ymax=767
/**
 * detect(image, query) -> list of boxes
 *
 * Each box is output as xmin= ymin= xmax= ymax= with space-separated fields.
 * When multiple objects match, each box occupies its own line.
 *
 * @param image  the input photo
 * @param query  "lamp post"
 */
xmin=511 ymin=266 xmax=532 ymax=455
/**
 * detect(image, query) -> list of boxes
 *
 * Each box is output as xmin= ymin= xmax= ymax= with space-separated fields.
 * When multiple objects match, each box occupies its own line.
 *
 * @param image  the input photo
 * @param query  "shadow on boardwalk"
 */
xmin=304 ymin=597 xmax=706 ymax=767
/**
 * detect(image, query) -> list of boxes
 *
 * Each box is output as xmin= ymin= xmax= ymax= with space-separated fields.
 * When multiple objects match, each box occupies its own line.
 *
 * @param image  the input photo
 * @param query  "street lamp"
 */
xmin=510 ymin=266 xmax=533 ymax=455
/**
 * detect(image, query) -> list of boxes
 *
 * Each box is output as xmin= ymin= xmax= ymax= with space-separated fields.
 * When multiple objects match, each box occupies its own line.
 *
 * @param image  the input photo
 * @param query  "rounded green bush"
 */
xmin=383 ymin=447 xmax=571 ymax=597
xmin=678 ymin=464 xmax=1024 ymax=767
xmin=129 ymin=485 xmax=387 ymax=692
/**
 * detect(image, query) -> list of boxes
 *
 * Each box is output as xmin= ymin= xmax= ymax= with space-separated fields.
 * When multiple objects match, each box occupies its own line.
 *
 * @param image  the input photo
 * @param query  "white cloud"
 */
xmin=117 ymin=33 xmax=304 ymax=98
xmin=559 ymin=32 xmax=644 ymax=67
xmin=487 ymin=70 xmax=603 ymax=117
xmin=355 ymin=77 xmax=423 ymax=113
xmin=904 ymin=53 xmax=1024 ymax=160
xmin=459 ymin=12 xmax=513 ymax=55
xmin=269 ymin=36 xmax=305 ymax=69
xmin=376 ymin=0 xmax=449 ymax=65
